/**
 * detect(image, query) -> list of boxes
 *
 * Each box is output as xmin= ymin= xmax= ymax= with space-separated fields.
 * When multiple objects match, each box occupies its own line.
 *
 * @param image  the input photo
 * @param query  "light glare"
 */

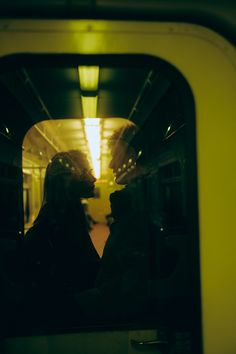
xmin=84 ymin=118 xmax=101 ymax=179
xmin=81 ymin=96 xmax=98 ymax=118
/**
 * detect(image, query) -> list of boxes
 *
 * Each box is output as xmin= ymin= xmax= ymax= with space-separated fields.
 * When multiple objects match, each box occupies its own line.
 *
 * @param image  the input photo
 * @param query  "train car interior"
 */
xmin=1 ymin=2 xmax=236 ymax=354
xmin=0 ymin=53 xmax=200 ymax=350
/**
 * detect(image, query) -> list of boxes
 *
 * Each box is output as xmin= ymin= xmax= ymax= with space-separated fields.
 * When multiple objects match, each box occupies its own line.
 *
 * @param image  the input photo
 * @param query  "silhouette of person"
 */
xmin=0 ymin=150 xmax=101 ymax=329
xmin=82 ymin=200 xmax=97 ymax=231
xmin=76 ymin=123 xmax=150 ymax=322
xmin=23 ymin=150 xmax=100 ymax=291
xmin=6 ymin=150 xmax=100 ymax=328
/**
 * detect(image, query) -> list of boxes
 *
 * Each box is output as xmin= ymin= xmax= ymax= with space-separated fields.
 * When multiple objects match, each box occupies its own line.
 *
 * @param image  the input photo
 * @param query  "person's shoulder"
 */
xmin=25 ymin=204 xmax=51 ymax=241
xmin=109 ymin=187 xmax=135 ymax=221
xmin=110 ymin=187 xmax=131 ymax=202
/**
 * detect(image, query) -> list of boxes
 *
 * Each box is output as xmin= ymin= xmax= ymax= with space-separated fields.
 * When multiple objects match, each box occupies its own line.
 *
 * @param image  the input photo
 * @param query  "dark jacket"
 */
xmin=21 ymin=202 xmax=100 ymax=293
xmin=94 ymin=184 xmax=149 ymax=318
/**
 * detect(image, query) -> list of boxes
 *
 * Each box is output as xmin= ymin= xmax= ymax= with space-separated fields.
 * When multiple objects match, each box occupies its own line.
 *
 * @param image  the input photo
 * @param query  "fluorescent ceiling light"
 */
xmin=84 ymin=118 xmax=101 ymax=179
xmin=78 ymin=66 xmax=99 ymax=91
xmin=81 ymin=96 xmax=98 ymax=118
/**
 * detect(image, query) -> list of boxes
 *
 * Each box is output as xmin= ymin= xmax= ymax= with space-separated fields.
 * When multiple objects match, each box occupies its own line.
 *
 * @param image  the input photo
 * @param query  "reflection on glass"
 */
xmin=0 ymin=59 xmax=198 ymax=352
xmin=22 ymin=118 xmax=127 ymax=246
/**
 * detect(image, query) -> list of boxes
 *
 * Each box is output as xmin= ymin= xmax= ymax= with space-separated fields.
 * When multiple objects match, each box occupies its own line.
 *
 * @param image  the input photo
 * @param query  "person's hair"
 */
xmin=45 ymin=150 xmax=90 ymax=177
xmin=108 ymin=121 xmax=139 ymax=151
xmin=43 ymin=150 xmax=91 ymax=206
xmin=108 ymin=121 xmax=151 ymax=184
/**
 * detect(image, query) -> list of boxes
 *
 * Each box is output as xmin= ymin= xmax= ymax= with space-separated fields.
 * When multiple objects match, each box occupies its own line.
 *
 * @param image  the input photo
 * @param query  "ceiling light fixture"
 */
xmin=81 ymin=96 xmax=98 ymax=118
xmin=78 ymin=66 xmax=99 ymax=91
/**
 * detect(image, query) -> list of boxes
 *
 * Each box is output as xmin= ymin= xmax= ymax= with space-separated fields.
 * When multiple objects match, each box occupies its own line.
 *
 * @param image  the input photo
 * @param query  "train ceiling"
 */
xmin=0 ymin=58 xmax=171 ymax=179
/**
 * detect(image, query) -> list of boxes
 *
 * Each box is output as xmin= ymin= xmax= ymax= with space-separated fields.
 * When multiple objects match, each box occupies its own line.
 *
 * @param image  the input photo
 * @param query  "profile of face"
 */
xmin=109 ymin=141 xmax=137 ymax=184
xmin=109 ymin=140 xmax=128 ymax=175
xmin=66 ymin=167 xmax=96 ymax=199
xmin=44 ymin=150 xmax=96 ymax=204
xmin=108 ymin=123 xmax=140 ymax=185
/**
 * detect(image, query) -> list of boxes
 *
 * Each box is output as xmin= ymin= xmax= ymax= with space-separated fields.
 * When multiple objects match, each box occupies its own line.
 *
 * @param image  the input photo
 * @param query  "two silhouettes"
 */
xmin=15 ymin=123 xmax=150 ymax=327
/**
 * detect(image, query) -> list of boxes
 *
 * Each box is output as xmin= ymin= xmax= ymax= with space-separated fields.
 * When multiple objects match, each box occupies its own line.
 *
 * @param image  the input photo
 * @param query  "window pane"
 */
xmin=0 ymin=56 xmax=199 ymax=347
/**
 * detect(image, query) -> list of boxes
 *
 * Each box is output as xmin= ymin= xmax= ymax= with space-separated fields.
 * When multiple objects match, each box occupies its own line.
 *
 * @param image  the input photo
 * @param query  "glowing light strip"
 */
xmin=81 ymin=96 xmax=98 ymax=118
xmin=84 ymin=118 xmax=101 ymax=179
xmin=78 ymin=66 xmax=99 ymax=91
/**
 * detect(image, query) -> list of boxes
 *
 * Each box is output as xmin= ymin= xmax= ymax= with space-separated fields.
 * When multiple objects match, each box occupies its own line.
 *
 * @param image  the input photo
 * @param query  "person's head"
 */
xmin=108 ymin=122 xmax=143 ymax=184
xmin=43 ymin=150 xmax=96 ymax=207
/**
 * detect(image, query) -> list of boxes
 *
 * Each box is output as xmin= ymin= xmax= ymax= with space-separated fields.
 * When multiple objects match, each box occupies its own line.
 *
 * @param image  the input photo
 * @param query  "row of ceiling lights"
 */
xmin=78 ymin=66 xmax=101 ymax=178
xmin=78 ymin=66 xmax=143 ymax=181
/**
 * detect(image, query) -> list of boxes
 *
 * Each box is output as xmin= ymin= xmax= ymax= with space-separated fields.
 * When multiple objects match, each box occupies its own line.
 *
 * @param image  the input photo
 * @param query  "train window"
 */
xmin=159 ymin=161 xmax=185 ymax=232
xmin=22 ymin=117 xmax=127 ymax=255
xmin=0 ymin=54 xmax=200 ymax=347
